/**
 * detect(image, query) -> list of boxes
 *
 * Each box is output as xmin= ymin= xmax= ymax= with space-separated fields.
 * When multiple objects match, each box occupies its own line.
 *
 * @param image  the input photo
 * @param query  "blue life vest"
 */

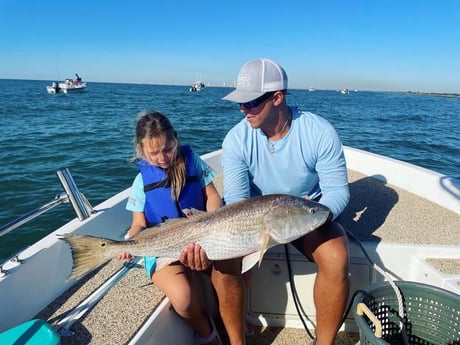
xmin=138 ymin=145 xmax=204 ymax=226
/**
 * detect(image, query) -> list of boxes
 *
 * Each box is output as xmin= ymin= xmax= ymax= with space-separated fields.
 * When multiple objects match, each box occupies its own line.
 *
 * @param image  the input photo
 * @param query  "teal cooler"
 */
xmin=0 ymin=319 xmax=59 ymax=345
xmin=353 ymin=281 xmax=460 ymax=345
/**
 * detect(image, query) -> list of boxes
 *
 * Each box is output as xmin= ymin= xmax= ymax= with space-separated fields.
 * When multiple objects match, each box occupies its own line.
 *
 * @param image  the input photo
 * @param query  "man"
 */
xmin=182 ymin=58 xmax=350 ymax=345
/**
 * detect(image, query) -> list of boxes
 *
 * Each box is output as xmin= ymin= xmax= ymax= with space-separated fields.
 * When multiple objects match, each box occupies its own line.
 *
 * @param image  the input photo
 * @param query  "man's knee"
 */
xmin=303 ymin=221 xmax=348 ymax=254
xmin=211 ymin=258 xmax=244 ymax=291
xmin=212 ymin=257 xmax=242 ymax=275
xmin=302 ymin=223 xmax=349 ymax=278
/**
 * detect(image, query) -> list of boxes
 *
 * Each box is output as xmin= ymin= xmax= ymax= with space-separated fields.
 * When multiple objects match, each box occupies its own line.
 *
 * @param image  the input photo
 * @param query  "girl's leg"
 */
xmin=152 ymin=262 xmax=220 ymax=344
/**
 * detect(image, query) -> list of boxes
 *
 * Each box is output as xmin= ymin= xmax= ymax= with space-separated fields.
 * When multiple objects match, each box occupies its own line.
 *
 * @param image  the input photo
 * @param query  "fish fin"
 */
xmin=181 ymin=207 xmax=206 ymax=217
xmin=133 ymin=219 xmax=186 ymax=240
xmin=59 ymin=234 xmax=116 ymax=281
xmin=154 ymin=258 xmax=177 ymax=272
xmin=242 ymin=252 xmax=261 ymax=273
xmin=162 ymin=217 xmax=187 ymax=225
xmin=259 ymin=234 xmax=271 ymax=266
xmin=241 ymin=234 xmax=272 ymax=273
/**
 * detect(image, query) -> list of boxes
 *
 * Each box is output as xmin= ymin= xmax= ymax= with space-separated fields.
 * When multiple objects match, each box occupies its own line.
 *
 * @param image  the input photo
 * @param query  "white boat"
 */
xmin=190 ymin=81 xmax=205 ymax=92
xmin=0 ymin=147 xmax=459 ymax=344
xmin=47 ymin=79 xmax=88 ymax=94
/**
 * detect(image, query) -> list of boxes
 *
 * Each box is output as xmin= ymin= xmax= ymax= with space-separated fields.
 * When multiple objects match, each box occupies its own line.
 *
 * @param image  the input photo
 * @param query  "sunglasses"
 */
xmin=241 ymin=92 xmax=275 ymax=109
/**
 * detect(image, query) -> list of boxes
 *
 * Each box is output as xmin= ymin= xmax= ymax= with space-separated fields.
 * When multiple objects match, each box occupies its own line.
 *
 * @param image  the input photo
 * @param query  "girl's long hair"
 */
xmin=132 ymin=111 xmax=186 ymax=201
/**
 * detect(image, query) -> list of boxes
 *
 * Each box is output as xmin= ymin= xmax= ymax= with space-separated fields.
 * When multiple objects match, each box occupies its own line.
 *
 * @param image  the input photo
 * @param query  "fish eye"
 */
xmin=101 ymin=243 xmax=106 ymax=247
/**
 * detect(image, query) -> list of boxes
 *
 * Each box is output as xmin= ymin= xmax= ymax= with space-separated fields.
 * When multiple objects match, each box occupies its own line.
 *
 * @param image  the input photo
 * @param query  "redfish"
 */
xmin=61 ymin=194 xmax=331 ymax=280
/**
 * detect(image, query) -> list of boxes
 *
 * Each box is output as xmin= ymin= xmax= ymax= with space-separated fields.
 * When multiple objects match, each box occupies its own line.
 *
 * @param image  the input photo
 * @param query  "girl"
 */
xmin=119 ymin=111 xmax=223 ymax=345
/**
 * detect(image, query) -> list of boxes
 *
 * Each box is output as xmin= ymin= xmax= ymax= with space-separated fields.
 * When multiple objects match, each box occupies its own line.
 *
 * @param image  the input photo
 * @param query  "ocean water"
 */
xmin=0 ymin=79 xmax=459 ymax=261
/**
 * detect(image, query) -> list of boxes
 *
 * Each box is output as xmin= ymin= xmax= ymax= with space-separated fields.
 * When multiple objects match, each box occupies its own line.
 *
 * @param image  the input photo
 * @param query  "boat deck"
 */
xmin=36 ymin=169 xmax=460 ymax=344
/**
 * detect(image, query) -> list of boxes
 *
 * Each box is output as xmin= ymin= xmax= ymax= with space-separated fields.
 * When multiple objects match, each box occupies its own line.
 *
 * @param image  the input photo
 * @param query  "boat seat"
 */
xmin=0 ymin=319 xmax=60 ymax=345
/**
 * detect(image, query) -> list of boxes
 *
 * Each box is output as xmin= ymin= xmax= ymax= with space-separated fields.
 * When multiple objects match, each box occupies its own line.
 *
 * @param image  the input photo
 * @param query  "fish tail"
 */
xmin=60 ymin=235 xmax=116 ymax=281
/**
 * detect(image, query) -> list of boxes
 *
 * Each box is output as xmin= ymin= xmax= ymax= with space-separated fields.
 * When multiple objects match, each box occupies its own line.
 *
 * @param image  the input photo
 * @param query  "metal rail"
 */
xmin=0 ymin=192 xmax=69 ymax=238
xmin=0 ymin=168 xmax=94 ymax=238
xmin=55 ymin=257 xmax=142 ymax=336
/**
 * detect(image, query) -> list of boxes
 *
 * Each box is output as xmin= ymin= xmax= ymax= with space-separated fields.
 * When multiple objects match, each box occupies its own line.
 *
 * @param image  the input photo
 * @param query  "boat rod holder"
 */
xmin=56 ymin=168 xmax=93 ymax=221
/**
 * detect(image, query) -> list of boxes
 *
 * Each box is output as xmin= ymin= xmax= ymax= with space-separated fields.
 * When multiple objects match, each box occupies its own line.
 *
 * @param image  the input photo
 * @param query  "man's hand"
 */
xmin=180 ymin=243 xmax=212 ymax=271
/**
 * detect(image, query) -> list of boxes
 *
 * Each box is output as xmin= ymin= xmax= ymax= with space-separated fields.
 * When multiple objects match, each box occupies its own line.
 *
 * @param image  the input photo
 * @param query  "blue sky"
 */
xmin=0 ymin=0 xmax=459 ymax=92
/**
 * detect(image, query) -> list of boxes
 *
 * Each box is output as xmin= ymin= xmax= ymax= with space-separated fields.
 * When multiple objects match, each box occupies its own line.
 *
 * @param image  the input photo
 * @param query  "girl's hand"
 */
xmin=117 ymin=252 xmax=135 ymax=260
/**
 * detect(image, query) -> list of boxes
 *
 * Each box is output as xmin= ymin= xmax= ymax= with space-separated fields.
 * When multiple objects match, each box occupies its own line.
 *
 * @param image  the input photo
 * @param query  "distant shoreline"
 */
xmin=403 ymin=91 xmax=460 ymax=98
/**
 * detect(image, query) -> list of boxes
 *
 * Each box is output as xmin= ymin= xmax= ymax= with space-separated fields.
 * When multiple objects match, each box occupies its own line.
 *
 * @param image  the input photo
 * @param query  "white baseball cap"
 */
xmin=222 ymin=58 xmax=288 ymax=103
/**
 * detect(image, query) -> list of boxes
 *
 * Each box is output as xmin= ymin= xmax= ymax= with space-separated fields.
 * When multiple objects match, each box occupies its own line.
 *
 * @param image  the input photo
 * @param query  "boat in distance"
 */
xmin=190 ymin=80 xmax=205 ymax=92
xmin=46 ymin=77 xmax=87 ymax=94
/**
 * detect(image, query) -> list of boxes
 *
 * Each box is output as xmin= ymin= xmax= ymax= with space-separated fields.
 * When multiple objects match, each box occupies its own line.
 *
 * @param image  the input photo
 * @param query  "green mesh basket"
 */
xmin=352 ymin=281 xmax=460 ymax=345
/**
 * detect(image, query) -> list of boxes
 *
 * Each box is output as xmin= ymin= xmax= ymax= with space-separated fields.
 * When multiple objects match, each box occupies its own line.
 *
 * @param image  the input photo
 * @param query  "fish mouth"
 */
xmin=311 ymin=209 xmax=332 ymax=228
xmin=320 ymin=209 xmax=333 ymax=223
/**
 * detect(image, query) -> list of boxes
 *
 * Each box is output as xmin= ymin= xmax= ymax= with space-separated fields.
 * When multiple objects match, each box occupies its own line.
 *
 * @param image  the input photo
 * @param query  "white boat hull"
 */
xmin=47 ymin=81 xmax=87 ymax=94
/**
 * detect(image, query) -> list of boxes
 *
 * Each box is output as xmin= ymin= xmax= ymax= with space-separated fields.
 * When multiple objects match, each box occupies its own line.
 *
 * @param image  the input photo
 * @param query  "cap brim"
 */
xmin=222 ymin=89 xmax=265 ymax=103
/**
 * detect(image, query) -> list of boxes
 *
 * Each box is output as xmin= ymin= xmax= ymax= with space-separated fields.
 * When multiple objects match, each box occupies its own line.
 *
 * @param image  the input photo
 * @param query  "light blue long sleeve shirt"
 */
xmin=222 ymin=107 xmax=349 ymax=220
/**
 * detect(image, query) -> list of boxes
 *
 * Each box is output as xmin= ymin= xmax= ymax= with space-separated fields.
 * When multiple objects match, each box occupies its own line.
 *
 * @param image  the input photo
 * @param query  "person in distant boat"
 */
xmin=181 ymin=58 xmax=350 ymax=345
xmin=52 ymin=82 xmax=60 ymax=93
xmin=118 ymin=111 xmax=223 ymax=345
xmin=74 ymin=73 xmax=82 ymax=84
